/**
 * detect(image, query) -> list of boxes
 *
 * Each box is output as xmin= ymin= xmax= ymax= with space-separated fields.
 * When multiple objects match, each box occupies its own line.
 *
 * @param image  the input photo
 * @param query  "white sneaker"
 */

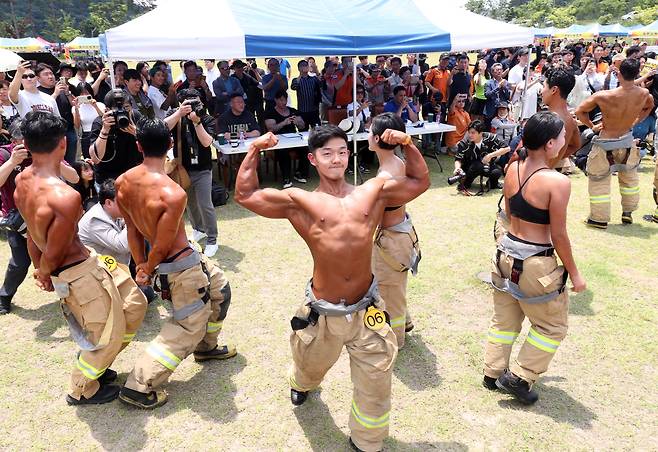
xmin=192 ymin=229 xmax=207 ymax=242
xmin=204 ymin=243 xmax=219 ymax=257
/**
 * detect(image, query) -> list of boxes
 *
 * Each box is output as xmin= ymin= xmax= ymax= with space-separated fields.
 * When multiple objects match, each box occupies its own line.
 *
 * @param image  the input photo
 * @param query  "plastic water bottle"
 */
xmin=239 ymin=131 xmax=245 ymax=147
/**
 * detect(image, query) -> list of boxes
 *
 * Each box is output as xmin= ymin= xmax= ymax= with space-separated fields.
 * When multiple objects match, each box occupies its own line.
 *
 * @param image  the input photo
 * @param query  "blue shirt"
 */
xmin=384 ymin=99 xmax=417 ymax=122
xmin=261 ymin=73 xmax=289 ymax=101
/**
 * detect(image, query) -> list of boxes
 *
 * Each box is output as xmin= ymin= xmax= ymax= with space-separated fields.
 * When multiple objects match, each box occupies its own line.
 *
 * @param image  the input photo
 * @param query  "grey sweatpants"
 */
xmin=186 ymin=169 xmax=218 ymax=244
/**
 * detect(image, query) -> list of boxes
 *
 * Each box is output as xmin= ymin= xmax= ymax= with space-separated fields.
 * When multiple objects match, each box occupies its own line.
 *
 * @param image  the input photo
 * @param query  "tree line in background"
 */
xmin=466 ymin=0 xmax=658 ymax=28
xmin=0 ymin=0 xmax=155 ymax=42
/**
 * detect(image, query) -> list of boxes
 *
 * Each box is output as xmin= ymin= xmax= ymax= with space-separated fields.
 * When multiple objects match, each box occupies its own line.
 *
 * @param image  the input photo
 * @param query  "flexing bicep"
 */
xmin=238 ymin=187 xmax=297 ymax=219
xmin=380 ymin=176 xmax=427 ymax=207
xmin=575 ymin=94 xmax=598 ymax=117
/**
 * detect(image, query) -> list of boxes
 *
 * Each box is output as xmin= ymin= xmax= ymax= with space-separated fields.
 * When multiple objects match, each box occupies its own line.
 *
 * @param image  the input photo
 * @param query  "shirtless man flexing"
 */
xmin=541 ymin=67 xmax=581 ymax=171
xmin=235 ymin=126 xmax=430 ymax=452
xmin=14 ymin=111 xmax=147 ymax=405
xmin=576 ymin=58 xmax=654 ymax=228
xmin=116 ymin=118 xmax=235 ymax=409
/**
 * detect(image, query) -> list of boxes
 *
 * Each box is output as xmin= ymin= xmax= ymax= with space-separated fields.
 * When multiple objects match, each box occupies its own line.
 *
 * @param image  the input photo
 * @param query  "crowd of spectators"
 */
xmin=0 ymin=37 xmax=656 ymax=313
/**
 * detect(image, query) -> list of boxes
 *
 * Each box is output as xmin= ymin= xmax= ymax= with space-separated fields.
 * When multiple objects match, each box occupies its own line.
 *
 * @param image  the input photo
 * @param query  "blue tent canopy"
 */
xmin=598 ymin=23 xmax=629 ymax=37
xmin=102 ymin=0 xmax=533 ymax=60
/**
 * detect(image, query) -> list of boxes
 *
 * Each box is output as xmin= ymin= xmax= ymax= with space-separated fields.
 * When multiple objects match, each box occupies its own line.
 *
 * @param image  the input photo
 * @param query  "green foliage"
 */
xmin=467 ymin=0 xmax=658 ymax=27
xmin=0 ymin=0 xmax=154 ymax=41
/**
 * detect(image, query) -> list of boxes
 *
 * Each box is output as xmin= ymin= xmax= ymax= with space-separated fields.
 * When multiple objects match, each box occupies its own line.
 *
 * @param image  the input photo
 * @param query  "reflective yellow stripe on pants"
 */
xmin=206 ymin=321 xmax=223 ymax=333
xmin=351 ymin=400 xmax=390 ymax=429
xmin=146 ymin=342 xmax=181 ymax=371
xmin=620 ymin=186 xmax=640 ymax=195
xmin=77 ymin=355 xmax=107 ymax=380
xmin=123 ymin=333 xmax=136 ymax=344
xmin=527 ymin=327 xmax=560 ymax=353
xmin=589 ymin=195 xmax=610 ymax=204
xmin=487 ymin=328 xmax=519 ymax=345
xmin=389 ymin=316 xmax=405 ymax=329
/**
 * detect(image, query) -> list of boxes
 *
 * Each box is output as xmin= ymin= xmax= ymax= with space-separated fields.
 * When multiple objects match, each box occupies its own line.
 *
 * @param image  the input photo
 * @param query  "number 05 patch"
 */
xmin=99 ymin=255 xmax=118 ymax=272
xmin=364 ymin=306 xmax=386 ymax=331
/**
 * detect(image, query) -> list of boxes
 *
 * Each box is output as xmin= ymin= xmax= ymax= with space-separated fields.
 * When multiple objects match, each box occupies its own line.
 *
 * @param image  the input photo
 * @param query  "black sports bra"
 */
xmin=509 ymin=164 xmax=550 ymax=225
xmin=384 ymin=205 xmax=402 ymax=212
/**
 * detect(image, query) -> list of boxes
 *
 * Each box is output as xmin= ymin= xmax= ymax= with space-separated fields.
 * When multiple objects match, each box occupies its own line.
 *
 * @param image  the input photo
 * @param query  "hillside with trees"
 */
xmin=0 ymin=0 xmax=154 ymax=42
xmin=466 ymin=0 xmax=657 ymax=27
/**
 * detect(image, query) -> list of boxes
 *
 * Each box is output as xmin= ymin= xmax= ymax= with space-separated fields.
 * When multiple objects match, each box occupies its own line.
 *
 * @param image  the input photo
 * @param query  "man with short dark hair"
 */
xmin=425 ymin=53 xmax=451 ymax=118
xmin=384 ymin=85 xmax=418 ymax=122
xmin=626 ymin=45 xmax=641 ymax=59
xmin=116 ymin=118 xmax=235 ymax=409
xmin=291 ymin=59 xmax=322 ymax=129
xmin=15 ymin=111 xmax=146 ymax=405
xmin=484 ymin=63 xmax=511 ymax=126
xmin=123 ymin=69 xmax=155 ymax=119
xmin=230 ymin=59 xmax=262 ymax=123
xmin=452 ymin=120 xmax=506 ymax=192
xmin=261 ymin=59 xmax=288 ymax=111
xmin=576 ymin=58 xmax=654 ymax=228
xmin=166 ymin=88 xmax=219 ymax=257
xmin=541 ymin=67 xmax=580 ymax=170
xmin=448 ymin=54 xmax=472 ymax=107
xmin=212 ymin=60 xmax=244 ymax=116
xmin=235 ymin=123 xmax=430 ymax=452
xmin=178 ymin=61 xmax=213 ymax=110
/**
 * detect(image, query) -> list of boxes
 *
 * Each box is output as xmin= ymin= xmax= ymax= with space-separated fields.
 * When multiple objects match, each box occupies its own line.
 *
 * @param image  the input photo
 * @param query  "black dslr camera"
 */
xmin=447 ymin=168 xmax=465 ymax=185
xmin=109 ymin=89 xmax=130 ymax=130
xmin=186 ymin=98 xmax=204 ymax=115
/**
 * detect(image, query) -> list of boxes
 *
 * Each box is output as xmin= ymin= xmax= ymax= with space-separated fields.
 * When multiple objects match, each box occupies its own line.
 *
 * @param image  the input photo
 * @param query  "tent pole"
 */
xmin=352 ymin=56 xmax=358 ymax=185
xmin=108 ymin=57 xmax=116 ymax=89
xmin=520 ymin=44 xmax=532 ymax=121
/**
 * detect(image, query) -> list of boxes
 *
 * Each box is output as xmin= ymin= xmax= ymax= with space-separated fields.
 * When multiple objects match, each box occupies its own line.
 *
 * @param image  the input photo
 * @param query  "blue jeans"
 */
xmin=632 ymin=113 xmax=656 ymax=141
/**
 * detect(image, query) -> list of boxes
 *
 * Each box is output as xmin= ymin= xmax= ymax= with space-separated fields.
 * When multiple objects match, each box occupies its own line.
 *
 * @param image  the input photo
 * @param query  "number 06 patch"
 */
xmin=99 ymin=255 xmax=118 ymax=272
xmin=364 ymin=306 xmax=386 ymax=331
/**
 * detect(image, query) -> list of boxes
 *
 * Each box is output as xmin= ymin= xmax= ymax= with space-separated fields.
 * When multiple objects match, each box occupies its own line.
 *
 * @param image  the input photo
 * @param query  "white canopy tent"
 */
xmin=102 ymin=0 xmax=534 ymax=182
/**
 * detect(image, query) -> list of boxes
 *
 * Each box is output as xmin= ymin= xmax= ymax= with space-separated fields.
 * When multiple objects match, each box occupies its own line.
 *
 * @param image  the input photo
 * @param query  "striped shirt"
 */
xmin=291 ymin=75 xmax=321 ymax=113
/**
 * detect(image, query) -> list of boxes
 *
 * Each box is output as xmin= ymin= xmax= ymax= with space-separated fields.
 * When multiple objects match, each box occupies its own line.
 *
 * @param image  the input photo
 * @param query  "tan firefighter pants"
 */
xmin=124 ymin=254 xmax=230 ymax=393
xmin=372 ymin=227 xmax=417 ymax=348
xmin=484 ymin=251 xmax=569 ymax=385
xmin=587 ymin=145 xmax=640 ymax=223
xmin=289 ymin=298 xmax=398 ymax=452
xmin=52 ymin=252 xmax=146 ymax=400
xmin=653 ymin=160 xmax=658 ymax=217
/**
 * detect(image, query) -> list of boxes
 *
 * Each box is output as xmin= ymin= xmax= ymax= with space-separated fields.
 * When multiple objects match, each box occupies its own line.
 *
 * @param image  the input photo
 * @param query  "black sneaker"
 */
xmin=404 ymin=320 xmax=415 ymax=333
xmin=584 ymin=218 xmax=608 ymax=229
xmin=621 ymin=212 xmax=633 ymax=225
xmin=282 ymin=179 xmax=293 ymax=189
xmin=98 ymin=368 xmax=117 ymax=385
xmin=193 ymin=344 xmax=237 ymax=362
xmin=0 ymin=297 xmax=10 ymax=315
xmin=642 ymin=214 xmax=658 ymax=223
xmin=119 ymin=387 xmax=168 ymax=409
xmin=66 ymin=384 xmax=120 ymax=405
xmin=496 ymin=369 xmax=539 ymax=405
xmin=290 ymin=389 xmax=308 ymax=406
xmin=482 ymin=375 xmax=498 ymax=391
xmin=293 ymin=173 xmax=307 ymax=184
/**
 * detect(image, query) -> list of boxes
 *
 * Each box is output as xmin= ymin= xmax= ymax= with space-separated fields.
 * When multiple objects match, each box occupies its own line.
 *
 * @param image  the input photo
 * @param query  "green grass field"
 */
xmin=0 ymin=153 xmax=657 ymax=451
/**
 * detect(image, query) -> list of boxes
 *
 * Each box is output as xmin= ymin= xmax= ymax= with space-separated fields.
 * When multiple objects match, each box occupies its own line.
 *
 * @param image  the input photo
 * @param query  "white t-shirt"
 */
xmin=205 ymin=68 xmax=220 ymax=97
xmin=346 ymin=101 xmax=371 ymax=123
xmin=78 ymin=102 xmax=105 ymax=132
xmin=1 ymin=104 xmax=18 ymax=120
xmin=13 ymin=89 xmax=60 ymax=118
xmin=147 ymin=85 xmax=168 ymax=120
xmin=508 ymin=64 xmax=525 ymax=103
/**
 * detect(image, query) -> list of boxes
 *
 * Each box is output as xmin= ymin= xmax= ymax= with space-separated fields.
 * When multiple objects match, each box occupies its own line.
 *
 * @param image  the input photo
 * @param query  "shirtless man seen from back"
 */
xmin=235 ymin=126 xmax=430 ymax=452
xmin=15 ymin=111 xmax=145 ymax=406
xmin=116 ymin=118 xmax=234 ymax=410
xmin=576 ymin=58 xmax=654 ymax=228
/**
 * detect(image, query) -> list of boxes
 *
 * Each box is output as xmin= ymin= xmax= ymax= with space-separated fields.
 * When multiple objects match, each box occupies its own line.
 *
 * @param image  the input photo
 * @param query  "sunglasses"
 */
xmin=22 ymin=74 xmax=36 ymax=79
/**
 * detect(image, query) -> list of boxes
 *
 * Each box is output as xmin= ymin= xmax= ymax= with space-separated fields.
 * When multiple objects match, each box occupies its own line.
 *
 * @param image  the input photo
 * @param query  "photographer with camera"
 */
xmin=90 ymin=89 xmax=143 ymax=184
xmin=124 ymin=69 xmax=155 ymax=120
xmin=166 ymin=88 xmax=219 ymax=257
xmin=451 ymin=120 xmax=507 ymax=194
xmin=72 ymin=82 xmax=105 ymax=159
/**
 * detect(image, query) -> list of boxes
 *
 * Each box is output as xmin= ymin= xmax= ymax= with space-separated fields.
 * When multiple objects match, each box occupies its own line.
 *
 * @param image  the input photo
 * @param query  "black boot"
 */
xmin=66 ymin=384 xmax=120 ymax=405
xmin=584 ymin=218 xmax=608 ymax=229
xmin=496 ymin=369 xmax=539 ymax=405
xmin=119 ymin=387 xmax=168 ymax=409
xmin=98 ymin=368 xmax=117 ymax=385
xmin=0 ymin=297 xmax=11 ymax=315
xmin=193 ymin=344 xmax=237 ymax=362
xmin=482 ymin=375 xmax=498 ymax=391
xmin=621 ymin=212 xmax=633 ymax=225
xmin=349 ymin=437 xmax=367 ymax=452
xmin=290 ymin=389 xmax=308 ymax=406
